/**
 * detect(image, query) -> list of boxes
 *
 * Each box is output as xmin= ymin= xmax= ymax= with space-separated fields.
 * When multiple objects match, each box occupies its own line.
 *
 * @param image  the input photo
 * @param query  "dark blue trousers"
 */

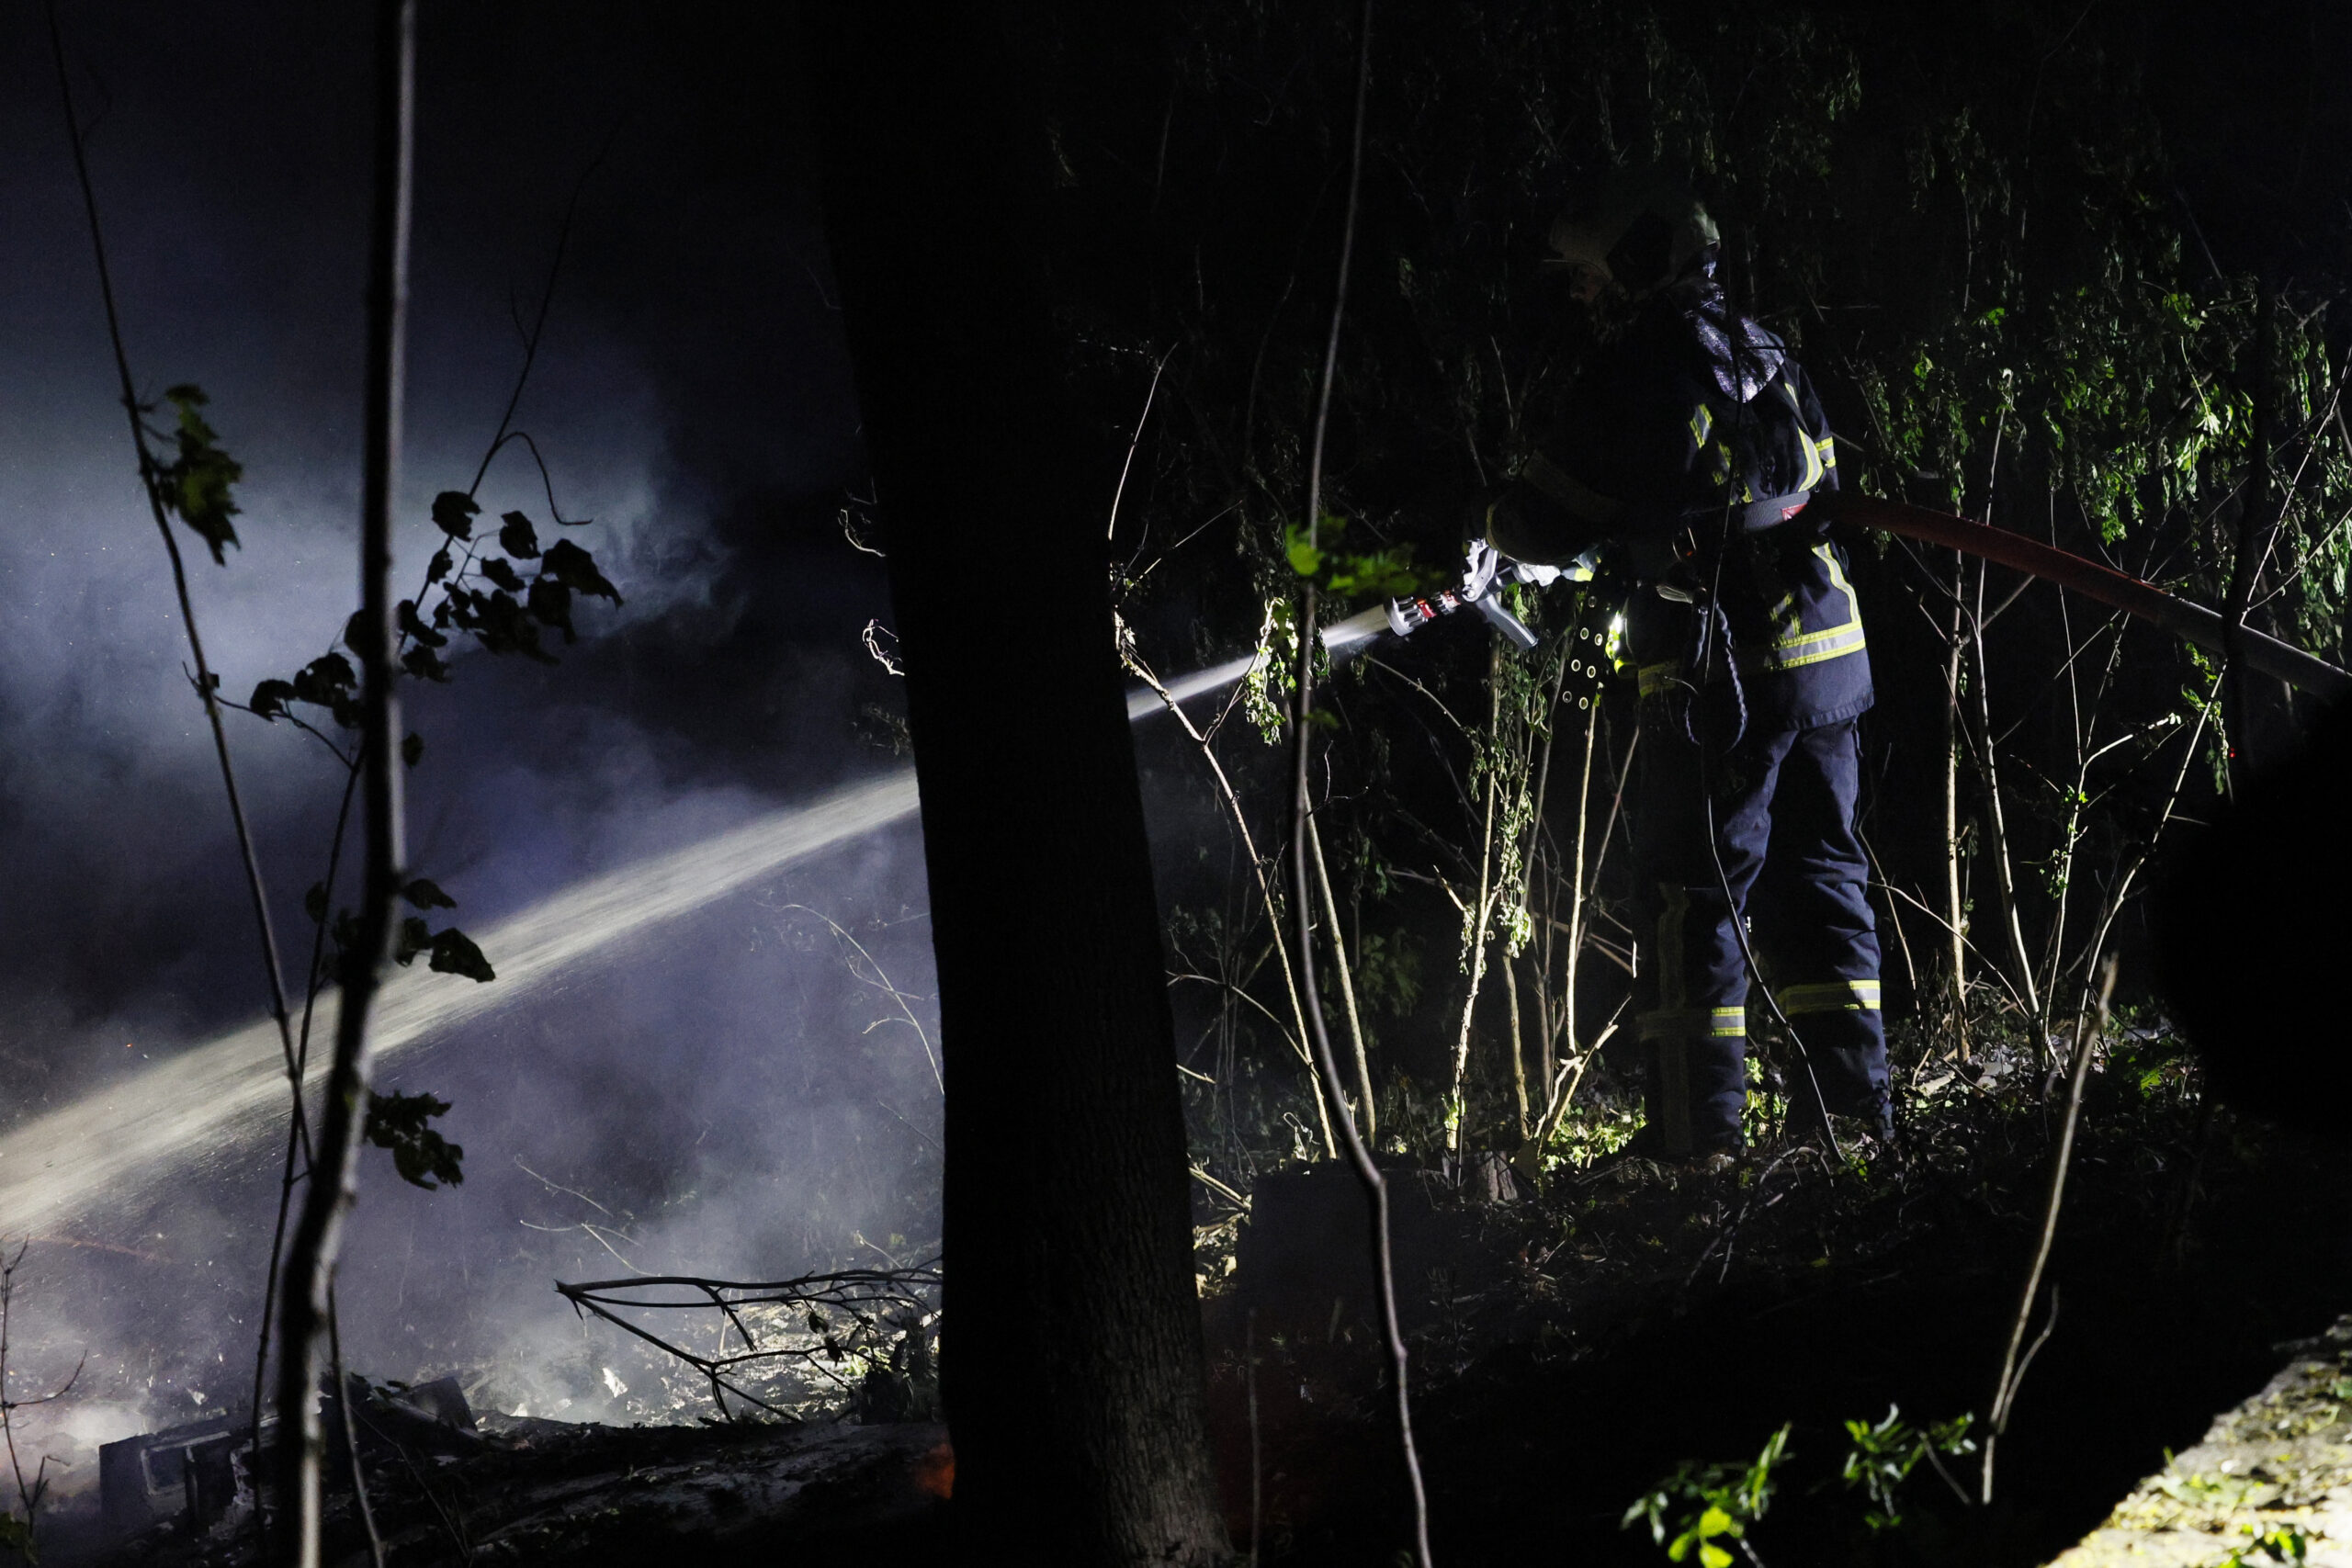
xmin=1632 ymin=716 xmax=1888 ymax=1150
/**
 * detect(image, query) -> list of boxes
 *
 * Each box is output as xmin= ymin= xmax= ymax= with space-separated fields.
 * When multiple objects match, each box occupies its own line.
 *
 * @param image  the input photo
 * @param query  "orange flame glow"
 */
xmin=915 ymin=1440 xmax=955 ymax=1499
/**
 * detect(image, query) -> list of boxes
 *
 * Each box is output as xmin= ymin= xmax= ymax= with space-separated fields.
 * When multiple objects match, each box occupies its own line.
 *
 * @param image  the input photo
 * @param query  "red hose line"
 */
xmin=1815 ymin=493 xmax=2352 ymax=703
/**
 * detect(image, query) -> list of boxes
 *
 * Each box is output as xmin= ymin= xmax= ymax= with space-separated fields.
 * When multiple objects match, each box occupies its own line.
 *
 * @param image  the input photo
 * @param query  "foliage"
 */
xmin=151 ymin=384 xmax=244 ymax=565
xmin=2211 ymin=1524 xmax=2310 ymax=1567
xmin=1623 ymin=1423 xmax=1792 ymax=1567
xmin=1537 ymin=1101 xmax=1643 ymax=1169
xmin=1283 ymin=513 xmax=1433 ymax=599
xmin=363 ymin=1090 xmax=465 ymax=1190
xmin=1014 ymin=0 xmax=2352 ymax=1183
xmin=178 ymin=386 xmax=618 ymax=1197
xmin=1834 ymin=1405 xmax=1975 ymax=1533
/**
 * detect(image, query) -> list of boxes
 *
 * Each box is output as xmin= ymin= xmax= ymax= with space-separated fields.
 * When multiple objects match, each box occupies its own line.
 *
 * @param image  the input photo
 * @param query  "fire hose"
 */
xmin=1381 ymin=495 xmax=2352 ymax=703
xmin=1812 ymin=492 xmax=2352 ymax=700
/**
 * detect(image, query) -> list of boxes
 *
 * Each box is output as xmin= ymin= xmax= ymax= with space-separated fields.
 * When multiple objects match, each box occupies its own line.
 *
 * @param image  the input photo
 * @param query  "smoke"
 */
xmin=0 ymin=1 xmax=1338 ymax=1480
xmin=0 ymin=0 xmax=862 ymax=1089
xmin=0 ymin=1 xmax=956 ymax=1466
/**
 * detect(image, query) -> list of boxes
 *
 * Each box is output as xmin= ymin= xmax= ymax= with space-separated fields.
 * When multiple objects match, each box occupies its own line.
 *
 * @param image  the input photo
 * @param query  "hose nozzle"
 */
xmin=1385 ymin=538 xmax=1546 ymax=649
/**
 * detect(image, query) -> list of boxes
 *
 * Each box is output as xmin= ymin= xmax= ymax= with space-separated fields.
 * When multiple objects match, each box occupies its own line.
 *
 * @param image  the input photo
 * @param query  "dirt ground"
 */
xmin=56 ymin=1029 xmax=2352 ymax=1567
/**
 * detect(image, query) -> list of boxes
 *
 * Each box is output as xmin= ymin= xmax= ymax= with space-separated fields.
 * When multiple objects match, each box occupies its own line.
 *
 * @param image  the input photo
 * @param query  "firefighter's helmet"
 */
xmin=1544 ymin=168 xmax=1718 ymax=299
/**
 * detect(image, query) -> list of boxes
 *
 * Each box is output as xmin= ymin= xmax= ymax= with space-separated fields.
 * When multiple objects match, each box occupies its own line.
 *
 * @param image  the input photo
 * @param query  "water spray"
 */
xmin=0 ymin=774 xmax=920 ymax=1236
xmin=1125 ymin=539 xmax=1550 ymax=722
xmin=4 ymin=550 xmax=1553 ymax=1233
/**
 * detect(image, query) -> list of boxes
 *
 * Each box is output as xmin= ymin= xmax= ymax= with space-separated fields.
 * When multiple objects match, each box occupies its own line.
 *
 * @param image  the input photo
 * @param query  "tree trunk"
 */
xmin=804 ymin=11 xmax=1229 ymax=1564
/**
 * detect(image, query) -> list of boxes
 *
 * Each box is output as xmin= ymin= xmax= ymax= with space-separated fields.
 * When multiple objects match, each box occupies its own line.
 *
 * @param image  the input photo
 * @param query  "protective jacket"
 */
xmin=1486 ymin=282 xmax=1871 ymax=732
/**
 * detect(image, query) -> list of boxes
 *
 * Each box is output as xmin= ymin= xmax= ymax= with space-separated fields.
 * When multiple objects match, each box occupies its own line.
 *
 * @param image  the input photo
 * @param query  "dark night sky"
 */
xmin=1 ymin=3 xmax=887 ymax=1075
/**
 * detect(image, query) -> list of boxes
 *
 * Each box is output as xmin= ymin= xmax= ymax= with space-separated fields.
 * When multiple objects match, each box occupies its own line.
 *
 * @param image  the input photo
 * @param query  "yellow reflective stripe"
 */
xmin=1815 ymin=436 xmax=1838 ymax=470
xmin=1690 ymin=403 xmax=1713 ymax=448
xmin=1770 ymin=620 xmax=1864 ymax=656
xmin=1638 ymin=1007 xmax=1747 ymax=1041
xmin=1749 ymin=543 xmax=1865 ymax=671
xmin=1759 ymin=623 xmax=1869 ymax=670
xmin=1781 ymin=381 xmax=1825 ymax=490
xmin=1777 ymin=979 xmax=1882 ymax=1015
xmin=1637 ymin=660 xmax=1686 ymax=697
xmin=1521 ymin=452 xmax=1623 ymax=527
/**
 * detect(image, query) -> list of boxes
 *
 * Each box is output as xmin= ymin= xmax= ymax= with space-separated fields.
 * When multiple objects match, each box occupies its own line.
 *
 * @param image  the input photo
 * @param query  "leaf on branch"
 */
xmin=161 ymin=385 xmax=243 ymax=564
xmin=527 ymin=577 xmax=574 ymax=642
xmin=431 ymin=491 xmax=481 ymax=541
xmin=394 ymin=915 xmax=432 ymax=965
xmin=401 ymin=877 xmax=457 ymax=910
xmin=344 ymin=609 xmax=370 ymax=654
xmin=427 ymin=926 xmax=496 ymax=983
xmin=303 ymin=882 xmax=329 ymax=925
xmin=402 ymin=731 xmax=425 ymax=768
xmin=292 ymin=652 xmax=357 ymax=706
xmin=449 ymin=588 xmax=553 ymax=663
xmin=480 ymin=557 xmax=526 ymax=594
xmin=1326 ymin=545 xmax=1429 ymax=599
xmin=426 ymin=547 xmax=453 ymax=585
xmin=364 ymin=1089 xmax=465 ymax=1190
xmin=250 ymin=679 xmax=298 ymax=720
xmin=540 ymin=538 xmax=622 ymax=605
xmin=402 ymin=645 xmax=452 ymax=683
xmin=399 ymin=598 xmax=447 ymax=649
xmin=498 ymin=511 xmax=541 ymax=558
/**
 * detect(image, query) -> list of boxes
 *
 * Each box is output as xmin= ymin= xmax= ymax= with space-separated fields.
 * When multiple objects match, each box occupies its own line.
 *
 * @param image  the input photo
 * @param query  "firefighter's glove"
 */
xmin=1464 ymin=538 xmax=1566 ymax=600
xmin=1463 ymin=537 xmax=1504 ymax=603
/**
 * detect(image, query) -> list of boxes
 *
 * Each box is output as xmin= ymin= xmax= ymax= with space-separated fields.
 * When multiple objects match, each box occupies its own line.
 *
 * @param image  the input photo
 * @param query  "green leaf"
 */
xmin=1283 ymin=521 xmax=1324 ymax=578
xmin=250 ymin=679 xmax=297 ymax=720
xmin=498 ymin=511 xmax=541 ymax=558
xmin=527 ymin=577 xmax=574 ymax=642
xmin=401 ymin=877 xmax=457 ymax=911
xmin=1326 ymin=546 xmax=1430 ymax=600
xmin=540 ymin=538 xmax=622 ymax=605
xmin=292 ymin=652 xmax=357 ymax=707
xmin=1698 ymin=1545 xmax=1732 ymax=1568
xmin=431 ymin=491 xmax=481 ymax=540
xmin=399 ymin=598 xmax=447 ymax=649
xmin=450 ymin=587 xmax=553 ymax=663
xmin=393 ymin=914 xmax=432 ymax=965
xmin=428 ymin=926 xmax=496 ymax=983
xmin=160 ymin=385 xmax=243 ymax=564
xmin=364 ymin=1089 xmax=465 ymax=1190
xmin=402 ymin=645 xmax=452 ymax=683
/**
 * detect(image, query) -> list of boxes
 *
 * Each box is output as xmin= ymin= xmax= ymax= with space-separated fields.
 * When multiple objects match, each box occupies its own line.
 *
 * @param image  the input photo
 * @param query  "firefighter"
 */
xmin=1481 ymin=170 xmax=1889 ymax=1158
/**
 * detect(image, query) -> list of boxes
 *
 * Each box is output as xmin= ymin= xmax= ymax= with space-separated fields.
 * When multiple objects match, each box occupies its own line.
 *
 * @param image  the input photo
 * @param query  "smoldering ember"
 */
xmin=3 ymin=4 xmax=2350 ymax=1566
